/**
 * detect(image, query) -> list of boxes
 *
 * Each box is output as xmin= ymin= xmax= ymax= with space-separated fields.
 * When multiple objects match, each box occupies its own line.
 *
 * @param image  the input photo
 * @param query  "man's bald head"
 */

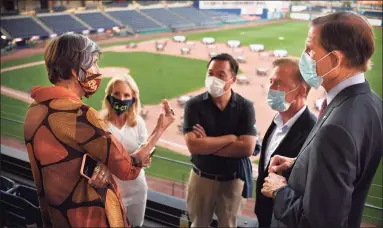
xmin=311 ymin=12 xmax=375 ymax=72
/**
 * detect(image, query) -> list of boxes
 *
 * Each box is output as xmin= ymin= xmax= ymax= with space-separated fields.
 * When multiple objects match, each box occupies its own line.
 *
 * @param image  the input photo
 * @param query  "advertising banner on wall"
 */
xmin=198 ymin=1 xmax=290 ymax=13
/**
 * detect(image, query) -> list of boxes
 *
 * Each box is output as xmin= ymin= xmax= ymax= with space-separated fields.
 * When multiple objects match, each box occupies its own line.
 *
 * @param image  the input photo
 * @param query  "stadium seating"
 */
xmin=1 ymin=16 xmax=50 ymax=38
xmin=141 ymin=8 xmax=196 ymax=29
xmin=106 ymin=9 xmax=165 ymax=33
xmin=169 ymin=6 xmax=221 ymax=26
xmin=38 ymin=13 xmax=88 ymax=34
xmin=75 ymin=12 xmax=120 ymax=30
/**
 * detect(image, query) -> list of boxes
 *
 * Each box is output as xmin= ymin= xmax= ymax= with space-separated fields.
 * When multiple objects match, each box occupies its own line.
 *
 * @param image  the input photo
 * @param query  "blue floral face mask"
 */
xmin=299 ymin=51 xmax=338 ymax=89
xmin=267 ymin=86 xmax=300 ymax=112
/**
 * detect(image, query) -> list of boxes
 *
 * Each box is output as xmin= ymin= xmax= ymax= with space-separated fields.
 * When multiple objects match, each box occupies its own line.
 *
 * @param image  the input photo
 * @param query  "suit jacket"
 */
xmin=271 ymin=82 xmax=383 ymax=228
xmin=255 ymin=107 xmax=317 ymax=227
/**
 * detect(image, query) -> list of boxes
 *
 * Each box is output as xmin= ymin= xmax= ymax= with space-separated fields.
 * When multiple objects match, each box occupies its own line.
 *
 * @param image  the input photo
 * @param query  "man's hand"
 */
xmin=192 ymin=124 xmax=207 ymax=138
xmin=268 ymin=155 xmax=296 ymax=174
xmin=261 ymin=173 xmax=288 ymax=198
xmin=89 ymin=162 xmax=111 ymax=188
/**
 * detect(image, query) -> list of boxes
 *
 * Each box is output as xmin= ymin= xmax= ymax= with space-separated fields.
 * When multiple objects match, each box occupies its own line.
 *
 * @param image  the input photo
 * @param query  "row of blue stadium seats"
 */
xmin=0 ymin=7 xmax=247 ymax=39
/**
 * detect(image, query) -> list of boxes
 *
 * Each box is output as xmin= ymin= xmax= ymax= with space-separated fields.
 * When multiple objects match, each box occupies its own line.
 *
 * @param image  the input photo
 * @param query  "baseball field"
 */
xmin=1 ymin=20 xmax=381 ymax=224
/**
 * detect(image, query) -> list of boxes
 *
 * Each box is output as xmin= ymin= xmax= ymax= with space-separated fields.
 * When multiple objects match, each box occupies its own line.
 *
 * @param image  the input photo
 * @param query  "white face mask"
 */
xmin=205 ymin=76 xmax=233 ymax=97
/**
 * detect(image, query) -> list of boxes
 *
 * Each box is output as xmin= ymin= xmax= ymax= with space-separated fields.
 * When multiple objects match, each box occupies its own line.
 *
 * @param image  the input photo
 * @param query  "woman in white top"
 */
xmin=100 ymin=75 xmax=149 ymax=227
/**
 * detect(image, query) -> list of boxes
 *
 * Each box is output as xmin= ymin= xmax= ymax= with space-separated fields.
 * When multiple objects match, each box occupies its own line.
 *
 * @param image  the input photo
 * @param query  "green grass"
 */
xmin=363 ymin=161 xmax=383 ymax=226
xmin=1 ymin=65 xmax=51 ymax=94
xmin=0 ymin=37 xmax=155 ymax=69
xmin=0 ymin=95 xmax=28 ymax=141
xmin=145 ymin=147 xmax=192 ymax=183
xmin=93 ymin=52 xmax=207 ymax=106
xmin=188 ymin=20 xmax=310 ymax=57
xmin=1 ymin=54 xmax=45 ymax=68
xmin=1 ymin=52 xmax=208 ymax=110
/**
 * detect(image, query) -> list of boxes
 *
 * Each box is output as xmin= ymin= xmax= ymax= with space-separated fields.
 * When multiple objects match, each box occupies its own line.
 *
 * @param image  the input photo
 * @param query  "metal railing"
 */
xmin=0 ymin=115 xmax=382 ymax=225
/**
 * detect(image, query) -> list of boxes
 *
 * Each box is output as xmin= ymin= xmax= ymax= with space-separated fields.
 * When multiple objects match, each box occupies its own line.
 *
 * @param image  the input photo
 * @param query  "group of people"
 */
xmin=24 ymin=32 xmax=173 ymax=227
xmin=23 ymin=11 xmax=382 ymax=228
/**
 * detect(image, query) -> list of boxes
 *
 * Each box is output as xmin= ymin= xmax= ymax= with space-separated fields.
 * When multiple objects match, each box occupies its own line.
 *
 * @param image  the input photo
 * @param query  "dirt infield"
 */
xmin=100 ymin=67 xmax=130 ymax=78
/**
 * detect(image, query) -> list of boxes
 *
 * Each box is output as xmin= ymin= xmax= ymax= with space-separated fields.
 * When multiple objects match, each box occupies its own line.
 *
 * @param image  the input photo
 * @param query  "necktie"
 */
xmin=318 ymin=98 xmax=328 ymax=118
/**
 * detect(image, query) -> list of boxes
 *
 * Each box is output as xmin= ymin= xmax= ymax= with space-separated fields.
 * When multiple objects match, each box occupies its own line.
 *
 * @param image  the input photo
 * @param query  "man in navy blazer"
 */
xmin=254 ymin=57 xmax=317 ymax=227
xmin=262 ymin=12 xmax=383 ymax=227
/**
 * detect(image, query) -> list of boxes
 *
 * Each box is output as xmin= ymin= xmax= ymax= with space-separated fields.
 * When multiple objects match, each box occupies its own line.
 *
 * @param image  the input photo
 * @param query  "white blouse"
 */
xmin=108 ymin=115 xmax=148 ymax=205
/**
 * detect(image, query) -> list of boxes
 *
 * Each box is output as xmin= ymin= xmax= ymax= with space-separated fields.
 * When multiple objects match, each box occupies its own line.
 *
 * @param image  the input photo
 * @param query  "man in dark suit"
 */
xmin=254 ymin=57 xmax=317 ymax=227
xmin=261 ymin=12 xmax=383 ymax=227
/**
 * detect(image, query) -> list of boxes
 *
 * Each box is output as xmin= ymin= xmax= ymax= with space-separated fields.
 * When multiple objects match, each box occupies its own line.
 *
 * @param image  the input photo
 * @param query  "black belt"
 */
xmin=192 ymin=166 xmax=238 ymax=181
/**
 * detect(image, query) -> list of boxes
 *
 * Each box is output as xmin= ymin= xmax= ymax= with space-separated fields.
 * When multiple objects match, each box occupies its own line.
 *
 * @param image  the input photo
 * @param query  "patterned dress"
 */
xmin=24 ymin=86 xmax=141 ymax=227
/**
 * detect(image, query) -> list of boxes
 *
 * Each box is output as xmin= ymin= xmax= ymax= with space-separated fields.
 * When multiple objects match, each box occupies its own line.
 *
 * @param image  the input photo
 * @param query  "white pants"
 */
xmin=115 ymin=170 xmax=148 ymax=227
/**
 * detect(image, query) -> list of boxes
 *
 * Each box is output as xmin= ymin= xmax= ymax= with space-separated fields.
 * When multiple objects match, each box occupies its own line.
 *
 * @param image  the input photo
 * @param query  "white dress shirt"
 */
xmin=264 ymin=105 xmax=307 ymax=170
xmin=326 ymin=72 xmax=365 ymax=104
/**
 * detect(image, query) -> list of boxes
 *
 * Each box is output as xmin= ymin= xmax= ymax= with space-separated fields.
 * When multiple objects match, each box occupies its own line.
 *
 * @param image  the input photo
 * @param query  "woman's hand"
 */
xmin=132 ymin=99 xmax=175 ymax=165
xmin=156 ymin=99 xmax=175 ymax=132
xmin=142 ymin=157 xmax=152 ymax=168
xmin=89 ymin=162 xmax=111 ymax=188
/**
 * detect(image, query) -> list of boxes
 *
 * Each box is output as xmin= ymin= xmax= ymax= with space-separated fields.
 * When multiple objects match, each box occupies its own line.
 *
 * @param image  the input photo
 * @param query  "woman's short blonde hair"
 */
xmin=100 ymin=75 xmax=141 ymax=127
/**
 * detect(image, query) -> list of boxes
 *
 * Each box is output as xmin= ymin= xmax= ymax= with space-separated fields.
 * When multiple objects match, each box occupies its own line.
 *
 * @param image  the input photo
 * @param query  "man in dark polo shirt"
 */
xmin=183 ymin=53 xmax=257 ymax=227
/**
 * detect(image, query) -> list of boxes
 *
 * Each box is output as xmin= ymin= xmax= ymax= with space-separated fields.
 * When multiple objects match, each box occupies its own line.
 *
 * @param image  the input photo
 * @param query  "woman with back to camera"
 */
xmin=23 ymin=33 xmax=175 ymax=227
xmin=100 ymin=75 xmax=149 ymax=227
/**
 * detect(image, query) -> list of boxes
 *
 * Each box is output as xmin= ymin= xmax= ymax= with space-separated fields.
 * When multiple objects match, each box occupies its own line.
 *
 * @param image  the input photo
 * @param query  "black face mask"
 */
xmin=107 ymin=95 xmax=135 ymax=116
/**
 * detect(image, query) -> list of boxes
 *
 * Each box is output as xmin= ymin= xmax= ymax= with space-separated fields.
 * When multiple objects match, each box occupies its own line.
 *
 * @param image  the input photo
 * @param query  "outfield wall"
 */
xmin=193 ymin=0 xmax=290 ymax=19
xmin=290 ymin=12 xmax=383 ymax=27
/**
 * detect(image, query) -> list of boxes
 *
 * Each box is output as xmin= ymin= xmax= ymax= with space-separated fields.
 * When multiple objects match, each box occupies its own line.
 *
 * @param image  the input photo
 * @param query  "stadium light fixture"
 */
xmin=1 ymin=35 xmax=6 ymax=40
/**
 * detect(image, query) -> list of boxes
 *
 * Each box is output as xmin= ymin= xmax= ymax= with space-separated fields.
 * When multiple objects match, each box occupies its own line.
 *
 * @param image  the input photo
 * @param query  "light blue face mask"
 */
xmin=299 ymin=51 xmax=338 ymax=89
xmin=267 ymin=86 xmax=300 ymax=112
